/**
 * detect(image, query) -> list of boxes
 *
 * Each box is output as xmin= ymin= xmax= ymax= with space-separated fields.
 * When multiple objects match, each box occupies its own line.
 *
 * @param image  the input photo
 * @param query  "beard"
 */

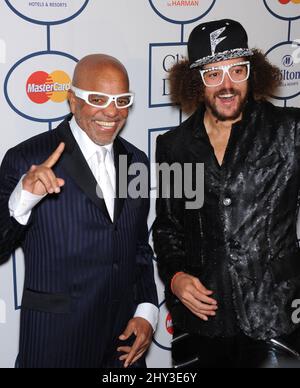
xmin=204 ymin=87 xmax=249 ymax=122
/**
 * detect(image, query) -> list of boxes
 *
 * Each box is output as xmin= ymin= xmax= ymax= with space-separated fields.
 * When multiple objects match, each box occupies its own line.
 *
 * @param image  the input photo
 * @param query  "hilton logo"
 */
xmin=266 ymin=42 xmax=300 ymax=99
xmin=282 ymin=55 xmax=294 ymax=67
xmin=278 ymin=55 xmax=300 ymax=84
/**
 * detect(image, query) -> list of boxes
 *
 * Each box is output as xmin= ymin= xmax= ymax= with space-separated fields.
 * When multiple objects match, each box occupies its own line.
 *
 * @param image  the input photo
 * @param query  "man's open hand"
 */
xmin=117 ymin=317 xmax=153 ymax=368
xmin=172 ymin=273 xmax=218 ymax=321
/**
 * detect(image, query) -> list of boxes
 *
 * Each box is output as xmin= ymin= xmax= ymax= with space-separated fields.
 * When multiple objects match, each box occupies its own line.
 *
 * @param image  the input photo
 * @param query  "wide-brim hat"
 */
xmin=188 ymin=19 xmax=253 ymax=69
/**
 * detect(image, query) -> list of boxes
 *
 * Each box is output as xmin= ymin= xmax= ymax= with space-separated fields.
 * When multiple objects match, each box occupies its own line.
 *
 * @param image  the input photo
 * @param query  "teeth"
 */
xmin=95 ymin=121 xmax=115 ymax=127
xmin=219 ymin=94 xmax=234 ymax=98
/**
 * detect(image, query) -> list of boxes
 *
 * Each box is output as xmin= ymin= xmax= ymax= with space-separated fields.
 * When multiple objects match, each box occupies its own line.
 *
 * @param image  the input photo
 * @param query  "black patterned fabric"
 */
xmin=153 ymin=98 xmax=300 ymax=340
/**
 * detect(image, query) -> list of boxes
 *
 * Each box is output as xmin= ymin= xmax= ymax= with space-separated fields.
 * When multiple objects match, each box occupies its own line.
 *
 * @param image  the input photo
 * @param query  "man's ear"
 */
xmin=68 ymin=89 xmax=76 ymax=114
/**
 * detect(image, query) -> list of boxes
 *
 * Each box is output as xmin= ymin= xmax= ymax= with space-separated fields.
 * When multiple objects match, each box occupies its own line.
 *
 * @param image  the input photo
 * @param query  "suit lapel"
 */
xmin=57 ymin=117 xmax=111 ymax=220
xmin=56 ymin=117 xmax=134 ymax=223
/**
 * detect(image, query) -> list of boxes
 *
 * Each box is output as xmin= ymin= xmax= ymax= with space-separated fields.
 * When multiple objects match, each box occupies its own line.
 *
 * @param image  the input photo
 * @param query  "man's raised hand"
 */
xmin=22 ymin=142 xmax=65 ymax=196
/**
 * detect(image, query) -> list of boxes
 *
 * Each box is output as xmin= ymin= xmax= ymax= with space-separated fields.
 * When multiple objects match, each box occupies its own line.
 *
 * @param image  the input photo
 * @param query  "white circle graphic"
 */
xmin=266 ymin=42 xmax=300 ymax=100
xmin=153 ymin=301 xmax=173 ymax=350
xmin=5 ymin=52 xmax=77 ymax=122
xmin=149 ymin=0 xmax=215 ymax=24
xmin=5 ymin=0 xmax=89 ymax=25
xmin=263 ymin=0 xmax=300 ymax=21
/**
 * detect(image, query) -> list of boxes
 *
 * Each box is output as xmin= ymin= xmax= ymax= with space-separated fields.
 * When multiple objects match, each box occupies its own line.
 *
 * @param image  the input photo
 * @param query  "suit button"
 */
xmin=229 ymin=239 xmax=241 ymax=250
xmin=223 ymin=198 xmax=232 ymax=207
xmin=230 ymin=253 xmax=239 ymax=262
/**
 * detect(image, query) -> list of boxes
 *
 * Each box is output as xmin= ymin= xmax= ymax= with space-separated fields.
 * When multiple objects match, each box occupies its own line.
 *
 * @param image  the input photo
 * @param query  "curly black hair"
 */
xmin=168 ymin=49 xmax=281 ymax=114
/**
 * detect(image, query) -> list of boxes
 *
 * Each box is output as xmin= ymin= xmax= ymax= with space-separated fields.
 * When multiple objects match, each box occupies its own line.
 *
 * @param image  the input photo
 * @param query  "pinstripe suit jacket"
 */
xmin=0 ymin=115 xmax=158 ymax=368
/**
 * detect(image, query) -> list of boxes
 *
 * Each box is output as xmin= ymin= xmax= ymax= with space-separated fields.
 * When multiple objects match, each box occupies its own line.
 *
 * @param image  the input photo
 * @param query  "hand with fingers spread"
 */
xmin=22 ymin=143 xmax=66 ymax=196
xmin=117 ymin=317 xmax=153 ymax=368
xmin=171 ymin=272 xmax=218 ymax=321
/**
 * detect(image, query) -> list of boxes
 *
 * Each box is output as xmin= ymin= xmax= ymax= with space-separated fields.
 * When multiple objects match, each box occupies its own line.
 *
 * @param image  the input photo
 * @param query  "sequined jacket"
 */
xmin=153 ymin=99 xmax=300 ymax=340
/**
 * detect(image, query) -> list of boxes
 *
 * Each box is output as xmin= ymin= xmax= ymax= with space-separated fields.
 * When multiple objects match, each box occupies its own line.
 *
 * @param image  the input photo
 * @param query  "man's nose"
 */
xmin=103 ymin=101 xmax=119 ymax=117
xmin=222 ymin=71 xmax=234 ymax=88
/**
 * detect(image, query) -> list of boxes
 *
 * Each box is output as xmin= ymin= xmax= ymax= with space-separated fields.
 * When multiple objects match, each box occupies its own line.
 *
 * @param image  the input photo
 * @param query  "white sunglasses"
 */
xmin=71 ymin=86 xmax=134 ymax=109
xmin=200 ymin=61 xmax=251 ymax=87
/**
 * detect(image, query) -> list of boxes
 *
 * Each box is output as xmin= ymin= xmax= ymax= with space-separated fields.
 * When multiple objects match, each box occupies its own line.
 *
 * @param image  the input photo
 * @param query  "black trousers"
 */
xmin=172 ymin=327 xmax=300 ymax=368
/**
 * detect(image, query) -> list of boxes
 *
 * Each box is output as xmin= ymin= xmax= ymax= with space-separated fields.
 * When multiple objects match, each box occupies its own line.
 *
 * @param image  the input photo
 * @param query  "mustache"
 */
xmin=214 ymin=88 xmax=241 ymax=98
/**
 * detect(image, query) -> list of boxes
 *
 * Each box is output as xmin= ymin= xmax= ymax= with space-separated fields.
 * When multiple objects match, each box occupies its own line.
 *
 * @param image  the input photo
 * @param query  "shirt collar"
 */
xmin=69 ymin=116 xmax=114 ymax=161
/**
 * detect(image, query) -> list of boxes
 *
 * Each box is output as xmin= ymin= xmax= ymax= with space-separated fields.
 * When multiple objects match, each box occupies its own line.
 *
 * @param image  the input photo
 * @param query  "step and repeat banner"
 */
xmin=0 ymin=0 xmax=299 ymax=368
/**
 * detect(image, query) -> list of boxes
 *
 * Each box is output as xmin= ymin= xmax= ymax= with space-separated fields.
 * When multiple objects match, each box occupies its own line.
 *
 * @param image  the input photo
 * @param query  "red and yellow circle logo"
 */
xmin=165 ymin=312 xmax=174 ymax=335
xmin=26 ymin=70 xmax=71 ymax=104
xmin=278 ymin=0 xmax=300 ymax=4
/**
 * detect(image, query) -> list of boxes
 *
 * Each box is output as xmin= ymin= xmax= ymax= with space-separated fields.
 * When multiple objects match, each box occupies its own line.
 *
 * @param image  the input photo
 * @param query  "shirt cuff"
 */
xmin=8 ymin=175 xmax=45 ymax=225
xmin=134 ymin=303 xmax=159 ymax=332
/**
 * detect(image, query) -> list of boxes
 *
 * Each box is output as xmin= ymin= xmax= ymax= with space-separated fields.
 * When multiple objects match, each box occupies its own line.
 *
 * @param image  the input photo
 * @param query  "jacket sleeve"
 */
xmin=0 ymin=148 xmax=31 ymax=264
xmin=152 ymin=135 xmax=186 ymax=291
xmin=295 ymin=108 xmax=300 ymax=152
xmin=134 ymin=155 xmax=158 ymax=307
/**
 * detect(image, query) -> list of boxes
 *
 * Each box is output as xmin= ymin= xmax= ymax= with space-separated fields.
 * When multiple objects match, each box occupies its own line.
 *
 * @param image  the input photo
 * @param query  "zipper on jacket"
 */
xmin=198 ymin=212 xmax=205 ymax=267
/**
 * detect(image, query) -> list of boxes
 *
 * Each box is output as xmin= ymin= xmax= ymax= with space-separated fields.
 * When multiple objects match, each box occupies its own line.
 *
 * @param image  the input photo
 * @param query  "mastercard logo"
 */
xmin=26 ymin=70 xmax=71 ymax=104
xmin=278 ymin=0 xmax=300 ymax=3
xmin=165 ymin=312 xmax=174 ymax=335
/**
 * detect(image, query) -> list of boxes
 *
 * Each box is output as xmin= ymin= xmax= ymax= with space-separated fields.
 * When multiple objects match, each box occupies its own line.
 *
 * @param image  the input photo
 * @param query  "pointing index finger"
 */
xmin=43 ymin=142 xmax=65 ymax=168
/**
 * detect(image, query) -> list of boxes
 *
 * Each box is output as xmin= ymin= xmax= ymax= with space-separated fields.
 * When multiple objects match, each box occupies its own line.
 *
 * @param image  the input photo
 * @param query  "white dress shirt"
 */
xmin=8 ymin=116 xmax=158 ymax=331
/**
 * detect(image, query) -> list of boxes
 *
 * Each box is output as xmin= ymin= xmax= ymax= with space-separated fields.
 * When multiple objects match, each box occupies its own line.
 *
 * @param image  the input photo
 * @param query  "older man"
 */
xmin=0 ymin=54 xmax=158 ymax=368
